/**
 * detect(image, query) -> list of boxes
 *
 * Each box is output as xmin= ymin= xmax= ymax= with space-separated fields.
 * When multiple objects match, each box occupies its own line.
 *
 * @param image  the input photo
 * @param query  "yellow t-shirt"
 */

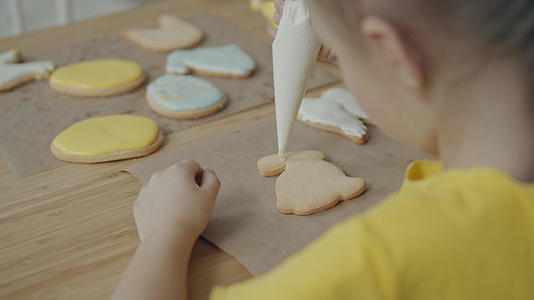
xmin=211 ymin=161 xmax=534 ymax=300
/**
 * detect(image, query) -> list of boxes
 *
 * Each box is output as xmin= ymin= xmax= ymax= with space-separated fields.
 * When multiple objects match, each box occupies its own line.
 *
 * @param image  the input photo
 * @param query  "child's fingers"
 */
xmin=273 ymin=0 xmax=284 ymax=25
xmin=200 ymin=168 xmax=221 ymax=195
xmin=275 ymin=0 xmax=284 ymax=12
xmin=318 ymin=45 xmax=330 ymax=61
xmin=273 ymin=11 xmax=282 ymax=25
xmin=318 ymin=45 xmax=338 ymax=64
xmin=167 ymin=160 xmax=204 ymax=184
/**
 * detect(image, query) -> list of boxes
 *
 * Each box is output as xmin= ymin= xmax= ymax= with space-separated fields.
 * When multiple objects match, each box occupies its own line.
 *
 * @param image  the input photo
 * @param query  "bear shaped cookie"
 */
xmin=258 ymin=151 xmax=366 ymax=215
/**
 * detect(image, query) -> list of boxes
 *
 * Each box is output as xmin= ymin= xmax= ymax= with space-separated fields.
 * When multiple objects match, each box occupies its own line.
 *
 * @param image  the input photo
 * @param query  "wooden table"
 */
xmin=0 ymin=0 xmax=340 ymax=299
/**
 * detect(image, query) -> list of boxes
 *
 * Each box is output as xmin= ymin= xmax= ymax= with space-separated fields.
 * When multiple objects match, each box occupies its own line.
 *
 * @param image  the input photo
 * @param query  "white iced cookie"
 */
xmin=298 ymin=87 xmax=369 ymax=144
xmin=166 ymin=44 xmax=256 ymax=78
xmin=146 ymin=74 xmax=226 ymax=119
xmin=322 ymin=88 xmax=369 ymax=120
xmin=123 ymin=15 xmax=204 ymax=52
xmin=0 ymin=49 xmax=21 ymax=64
xmin=0 ymin=49 xmax=54 ymax=92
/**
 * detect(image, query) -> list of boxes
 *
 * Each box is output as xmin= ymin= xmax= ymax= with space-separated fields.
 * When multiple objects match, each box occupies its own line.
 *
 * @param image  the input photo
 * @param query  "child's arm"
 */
xmin=112 ymin=161 xmax=220 ymax=300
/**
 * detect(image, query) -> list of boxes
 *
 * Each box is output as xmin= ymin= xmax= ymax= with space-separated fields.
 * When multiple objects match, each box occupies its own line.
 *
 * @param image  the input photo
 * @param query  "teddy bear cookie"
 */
xmin=298 ymin=87 xmax=370 ymax=144
xmin=123 ymin=15 xmax=204 ymax=52
xmin=258 ymin=151 xmax=366 ymax=215
xmin=0 ymin=49 xmax=55 ymax=92
xmin=146 ymin=74 xmax=226 ymax=119
xmin=257 ymin=150 xmax=326 ymax=177
xmin=49 ymin=59 xmax=145 ymax=97
xmin=166 ymin=44 xmax=256 ymax=78
xmin=51 ymin=114 xmax=163 ymax=163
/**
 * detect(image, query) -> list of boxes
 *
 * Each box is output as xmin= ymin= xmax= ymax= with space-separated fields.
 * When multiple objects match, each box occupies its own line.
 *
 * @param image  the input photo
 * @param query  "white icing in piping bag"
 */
xmin=272 ymin=0 xmax=321 ymax=157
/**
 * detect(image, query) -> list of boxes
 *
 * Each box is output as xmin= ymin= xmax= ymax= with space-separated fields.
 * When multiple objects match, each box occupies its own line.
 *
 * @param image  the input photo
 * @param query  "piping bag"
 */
xmin=273 ymin=0 xmax=321 ymax=158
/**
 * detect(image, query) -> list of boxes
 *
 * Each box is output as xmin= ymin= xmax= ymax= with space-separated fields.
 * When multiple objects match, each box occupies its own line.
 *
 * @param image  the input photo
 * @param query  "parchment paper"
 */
xmin=0 ymin=14 xmax=338 ymax=177
xmin=124 ymin=118 xmax=429 ymax=275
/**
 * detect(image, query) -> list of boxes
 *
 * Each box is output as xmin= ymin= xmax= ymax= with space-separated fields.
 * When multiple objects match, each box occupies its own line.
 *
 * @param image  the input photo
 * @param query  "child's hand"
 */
xmin=133 ymin=160 xmax=221 ymax=242
xmin=273 ymin=0 xmax=337 ymax=64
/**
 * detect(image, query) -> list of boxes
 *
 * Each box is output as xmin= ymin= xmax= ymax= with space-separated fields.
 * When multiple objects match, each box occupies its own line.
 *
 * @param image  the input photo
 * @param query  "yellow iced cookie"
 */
xmin=49 ymin=59 xmax=145 ymax=97
xmin=51 ymin=115 xmax=163 ymax=163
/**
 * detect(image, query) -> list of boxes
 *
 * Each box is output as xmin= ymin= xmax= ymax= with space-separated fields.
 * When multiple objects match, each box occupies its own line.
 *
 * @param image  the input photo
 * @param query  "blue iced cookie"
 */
xmin=146 ymin=74 xmax=227 ymax=119
xmin=166 ymin=44 xmax=255 ymax=78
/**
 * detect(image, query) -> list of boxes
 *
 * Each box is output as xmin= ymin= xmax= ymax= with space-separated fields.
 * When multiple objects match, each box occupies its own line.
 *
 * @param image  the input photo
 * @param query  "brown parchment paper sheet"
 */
xmin=0 ymin=14 xmax=338 ymax=177
xmin=124 ymin=118 xmax=429 ymax=275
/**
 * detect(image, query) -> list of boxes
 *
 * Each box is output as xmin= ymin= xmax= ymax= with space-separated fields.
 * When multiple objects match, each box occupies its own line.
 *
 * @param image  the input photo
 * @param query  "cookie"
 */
xmin=123 ymin=15 xmax=204 ymax=52
xmin=257 ymin=150 xmax=325 ymax=176
xmin=51 ymin=115 xmax=163 ymax=163
xmin=0 ymin=49 xmax=55 ymax=92
xmin=258 ymin=151 xmax=366 ymax=215
xmin=277 ymin=159 xmax=366 ymax=215
xmin=146 ymin=74 xmax=227 ymax=119
xmin=49 ymin=59 xmax=145 ymax=97
xmin=0 ymin=49 xmax=22 ymax=64
xmin=298 ymin=87 xmax=370 ymax=144
xmin=166 ymin=44 xmax=255 ymax=78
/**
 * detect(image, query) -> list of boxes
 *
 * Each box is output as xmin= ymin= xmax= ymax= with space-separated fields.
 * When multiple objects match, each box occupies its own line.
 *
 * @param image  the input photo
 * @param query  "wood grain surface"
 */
xmin=0 ymin=0 xmax=340 ymax=299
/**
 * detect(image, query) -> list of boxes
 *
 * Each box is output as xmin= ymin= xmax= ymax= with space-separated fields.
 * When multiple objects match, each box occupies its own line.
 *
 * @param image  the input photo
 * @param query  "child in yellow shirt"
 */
xmin=113 ymin=0 xmax=534 ymax=299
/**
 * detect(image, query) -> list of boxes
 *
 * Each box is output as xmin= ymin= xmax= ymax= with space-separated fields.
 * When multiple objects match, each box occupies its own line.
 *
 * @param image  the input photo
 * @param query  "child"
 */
xmin=113 ymin=0 xmax=534 ymax=299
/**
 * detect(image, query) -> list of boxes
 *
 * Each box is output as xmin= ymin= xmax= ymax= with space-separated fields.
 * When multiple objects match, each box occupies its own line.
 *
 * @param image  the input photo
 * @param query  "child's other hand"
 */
xmin=133 ymin=160 xmax=221 ymax=242
xmin=273 ymin=0 xmax=337 ymax=64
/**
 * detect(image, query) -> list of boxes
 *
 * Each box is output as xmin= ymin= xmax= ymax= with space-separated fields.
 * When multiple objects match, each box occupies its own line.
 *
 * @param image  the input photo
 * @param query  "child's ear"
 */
xmin=360 ymin=15 xmax=427 ymax=91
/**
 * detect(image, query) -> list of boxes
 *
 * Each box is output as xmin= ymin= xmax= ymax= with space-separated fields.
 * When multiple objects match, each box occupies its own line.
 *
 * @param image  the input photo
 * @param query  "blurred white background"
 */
xmin=0 ymin=0 xmax=167 ymax=38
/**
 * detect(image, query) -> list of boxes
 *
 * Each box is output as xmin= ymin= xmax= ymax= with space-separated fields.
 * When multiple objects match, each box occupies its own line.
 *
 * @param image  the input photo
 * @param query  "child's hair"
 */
xmin=402 ymin=1 xmax=534 ymax=73
xmin=318 ymin=0 xmax=534 ymax=89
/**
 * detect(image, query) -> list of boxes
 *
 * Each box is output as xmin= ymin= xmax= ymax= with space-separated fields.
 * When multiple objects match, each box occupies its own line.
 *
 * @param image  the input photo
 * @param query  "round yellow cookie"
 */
xmin=49 ymin=59 xmax=146 ymax=97
xmin=51 ymin=115 xmax=163 ymax=163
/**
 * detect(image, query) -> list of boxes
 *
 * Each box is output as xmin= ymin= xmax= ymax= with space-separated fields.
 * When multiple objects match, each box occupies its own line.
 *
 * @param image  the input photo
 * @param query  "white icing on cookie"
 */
xmin=166 ymin=44 xmax=255 ymax=76
xmin=0 ymin=61 xmax=55 ymax=86
xmin=321 ymin=88 xmax=369 ymax=120
xmin=0 ymin=50 xmax=19 ymax=64
xmin=298 ymin=88 xmax=368 ymax=138
xmin=147 ymin=74 xmax=224 ymax=111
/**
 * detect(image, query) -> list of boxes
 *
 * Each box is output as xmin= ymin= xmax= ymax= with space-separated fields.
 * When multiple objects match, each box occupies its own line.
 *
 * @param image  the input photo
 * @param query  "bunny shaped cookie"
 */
xmin=0 ymin=49 xmax=54 ymax=92
xmin=258 ymin=151 xmax=366 ymax=215
xmin=298 ymin=88 xmax=370 ymax=144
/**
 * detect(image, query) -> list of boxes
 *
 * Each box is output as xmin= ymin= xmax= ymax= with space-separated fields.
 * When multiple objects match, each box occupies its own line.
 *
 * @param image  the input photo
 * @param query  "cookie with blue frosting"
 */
xmin=166 ymin=44 xmax=256 ymax=79
xmin=146 ymin=74 xmax=227 ymax=119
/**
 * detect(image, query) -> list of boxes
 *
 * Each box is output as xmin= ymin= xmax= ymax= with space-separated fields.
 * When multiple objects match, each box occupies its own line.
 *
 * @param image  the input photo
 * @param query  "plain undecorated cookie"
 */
xmin=166 ymin=44 xmax=256 ymax=79
xmin=49 ymin=59 xmax=145 ymax=97
xmin=0 ymin=49 xmax=55 ymax=92
xmin=51 ymin=115 xmax=163 ymax=163
xmin=258 ymin=151 xmax=366 ymax=215
xmin=298 ymin=87 xmax=370 ymax=144
xmin=146 ymin=74 xmax=227 ymax=119
xmin=257 ymin=150 xmax=325 ymax=177
xmin=123 ymin=15 xmax=204 ymax=52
